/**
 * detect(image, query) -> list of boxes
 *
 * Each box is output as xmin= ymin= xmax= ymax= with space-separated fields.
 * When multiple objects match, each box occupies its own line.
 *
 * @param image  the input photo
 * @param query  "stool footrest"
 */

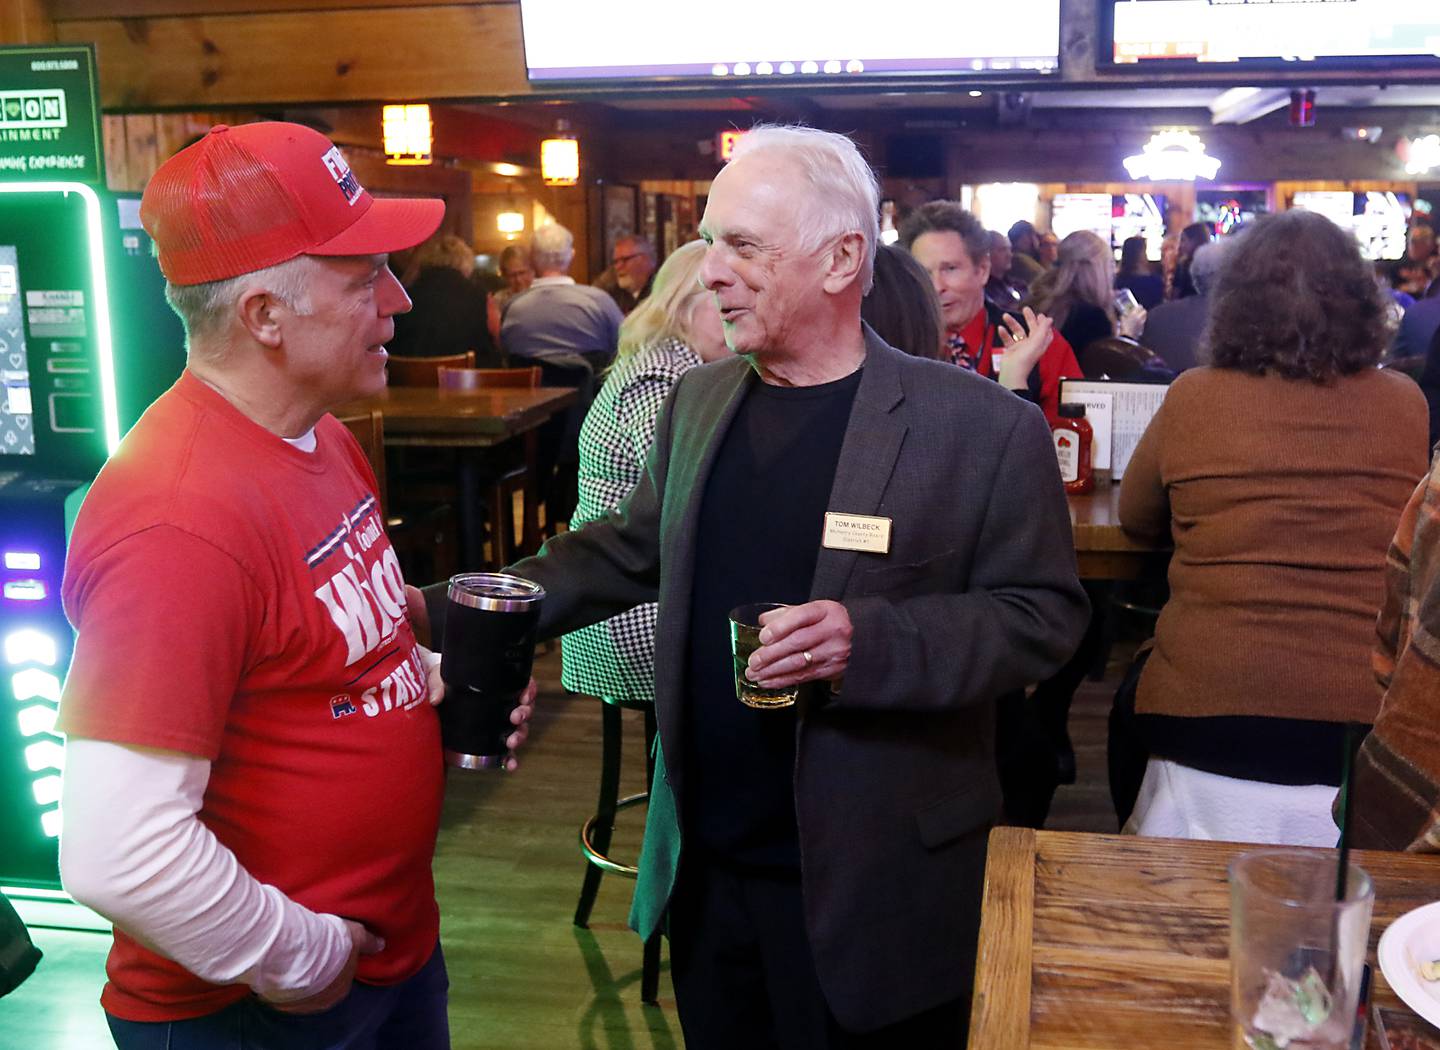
xmin=578 ymin=791 xmax=648 ymax=878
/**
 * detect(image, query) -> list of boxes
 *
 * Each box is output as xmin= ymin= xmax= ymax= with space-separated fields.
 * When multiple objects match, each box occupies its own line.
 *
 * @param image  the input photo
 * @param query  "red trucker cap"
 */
xmin=141 ymin=121 xmax=445 ymax=286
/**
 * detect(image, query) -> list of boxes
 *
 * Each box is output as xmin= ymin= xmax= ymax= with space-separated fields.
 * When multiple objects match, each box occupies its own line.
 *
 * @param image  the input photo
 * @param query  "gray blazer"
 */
xmin=1139 ymin=294 xmax=1209 ymax=373
xmin=505 ymin=329 xmax=1089 ymax=1031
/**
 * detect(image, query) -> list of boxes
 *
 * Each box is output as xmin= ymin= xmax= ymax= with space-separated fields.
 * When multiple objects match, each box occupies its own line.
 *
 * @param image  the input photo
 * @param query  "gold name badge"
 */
xmin=822 ymin=512 xmax=893 ymax=554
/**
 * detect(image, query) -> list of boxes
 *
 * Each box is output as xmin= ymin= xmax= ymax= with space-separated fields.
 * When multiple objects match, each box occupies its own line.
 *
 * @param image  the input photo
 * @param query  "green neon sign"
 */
xmin=0 ymin=46 xmax=103 ymax=186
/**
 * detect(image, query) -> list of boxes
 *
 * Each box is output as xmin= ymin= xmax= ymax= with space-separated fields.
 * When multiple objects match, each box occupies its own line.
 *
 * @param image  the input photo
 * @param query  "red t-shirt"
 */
xmin=58 ymin=371 xmax=444 ymax=1022
xmin=947 ymin=309 xmax=1083 ymax=422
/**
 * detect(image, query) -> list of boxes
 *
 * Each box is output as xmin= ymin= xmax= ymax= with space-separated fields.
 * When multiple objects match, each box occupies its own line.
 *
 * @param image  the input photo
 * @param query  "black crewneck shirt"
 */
xmin=683 ymin=367 xmax=862 ymax=871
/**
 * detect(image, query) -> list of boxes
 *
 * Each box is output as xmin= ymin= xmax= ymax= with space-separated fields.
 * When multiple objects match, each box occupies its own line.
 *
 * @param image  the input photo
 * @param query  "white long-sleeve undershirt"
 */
xmin=59 ymin=738 xmax=355 ymax=1003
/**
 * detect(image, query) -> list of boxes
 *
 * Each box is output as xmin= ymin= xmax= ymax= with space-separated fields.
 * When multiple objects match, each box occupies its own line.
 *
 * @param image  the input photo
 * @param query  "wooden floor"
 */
xmin=0 ymin=645 xmax=1125 ymax=1049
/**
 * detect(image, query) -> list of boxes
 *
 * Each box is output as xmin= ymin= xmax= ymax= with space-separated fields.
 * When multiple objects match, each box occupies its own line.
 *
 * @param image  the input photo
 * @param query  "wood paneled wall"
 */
xmin=48 ymin=0 xmax=481 ymax=13
xmin=51 ymin=1 xmax=532 ymax=109
xmin=0 ymin=0 xmax=53 ymax=44
xmin=102 ymin=111 xmax=232 ymax=191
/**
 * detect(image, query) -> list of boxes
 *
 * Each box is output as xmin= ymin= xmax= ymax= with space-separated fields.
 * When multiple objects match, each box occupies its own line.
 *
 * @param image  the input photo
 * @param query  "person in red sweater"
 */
xmin=899 ymin=200 xmax=1081 ymax=420
xmin=56 ymin=122 xmax=535 ymax=1049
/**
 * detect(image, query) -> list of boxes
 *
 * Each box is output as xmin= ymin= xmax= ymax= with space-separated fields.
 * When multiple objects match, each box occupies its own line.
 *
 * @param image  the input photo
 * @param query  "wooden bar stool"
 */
xmin=573 ymin=694 xmax=662 ymax=1005
xmin=436 ymin=365 xmax=541 ymax=391
xmin=334 ymin=408 xmax=457 ymax=582
xmin=386 ymin=351 xmax=475 ymax=386
xmin=382 ymin=353 xmax=478 ymax=563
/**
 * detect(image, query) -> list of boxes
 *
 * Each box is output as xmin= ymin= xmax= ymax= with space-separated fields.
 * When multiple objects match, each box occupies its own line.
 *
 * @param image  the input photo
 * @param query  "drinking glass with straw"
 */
xmin=1228 ymin=725 xmax=1374 ymax=1050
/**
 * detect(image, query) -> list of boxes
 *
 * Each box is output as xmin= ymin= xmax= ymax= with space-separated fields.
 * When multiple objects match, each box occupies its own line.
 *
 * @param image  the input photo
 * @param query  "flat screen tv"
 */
xmin=1290 ymin=190 xmax=1357 ymax=230
xmin=1051 ymin=193 xmax=1112 ymax=245
xmin=1288 ymin=190 xmax=1410 ymax=261
xmin=519 ymin=0 xmax=1061 ymax=83
xmin=1355 ymin=191 xmax=1411 ymax=261
xmin=1108 ymin=0 xmax=1440 ymax=69
xmin=1112 ymin=193 xmax=1167 ymax=262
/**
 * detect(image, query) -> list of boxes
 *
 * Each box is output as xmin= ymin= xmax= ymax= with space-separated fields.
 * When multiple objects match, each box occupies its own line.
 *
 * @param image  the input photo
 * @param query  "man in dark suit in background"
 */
xmin=1139 ymin=239 xmax=1226 ymax=372
xmin=1393 ymin=292 xmax=1440 ymax=366
xmin=484 ymin=126 xmax=1087 ymax=1047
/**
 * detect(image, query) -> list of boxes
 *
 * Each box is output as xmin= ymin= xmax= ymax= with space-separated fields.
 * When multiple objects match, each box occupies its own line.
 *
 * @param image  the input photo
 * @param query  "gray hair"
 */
xmin=164 ymin=255 xmax=316 ymax=360
xmin=1190 ymin=240 xmax=1226 ymax=296
xmin=615 ymin=233 xmax=655 ymax=260
xmin=531 ymin=223 xmax=575 ymax=275
xmin=727 ymin=125 xmax=880 ymax=293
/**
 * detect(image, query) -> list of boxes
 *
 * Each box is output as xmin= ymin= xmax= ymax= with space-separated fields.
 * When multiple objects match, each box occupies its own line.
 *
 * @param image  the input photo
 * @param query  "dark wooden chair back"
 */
xmin=437 ymin=366 xmax=542 ymax=391
xmin=334 ymin=408 xmax=389 ymax=515
xmin=1077 ymin=336 xmax=1169 ymax=382
xmin=387 ymin=351 xmax=476 ymax=386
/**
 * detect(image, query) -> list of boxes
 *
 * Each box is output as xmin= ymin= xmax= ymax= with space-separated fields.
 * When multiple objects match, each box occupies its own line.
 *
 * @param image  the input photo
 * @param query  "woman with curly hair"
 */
xmin=1116 ymin=208 xmax=1429 ymax=845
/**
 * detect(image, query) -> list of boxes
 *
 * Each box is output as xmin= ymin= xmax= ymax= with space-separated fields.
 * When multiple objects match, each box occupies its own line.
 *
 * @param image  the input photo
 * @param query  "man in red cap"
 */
xmin=55 ymin=122 xmax=531 ymax=1048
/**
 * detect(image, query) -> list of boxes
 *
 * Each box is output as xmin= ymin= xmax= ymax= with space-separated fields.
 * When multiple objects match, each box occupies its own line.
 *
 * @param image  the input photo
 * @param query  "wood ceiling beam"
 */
xmin=56 ymin=4 xmax=533 ymax=109
xmin=1 ymin=0 xmax=56 ymax=44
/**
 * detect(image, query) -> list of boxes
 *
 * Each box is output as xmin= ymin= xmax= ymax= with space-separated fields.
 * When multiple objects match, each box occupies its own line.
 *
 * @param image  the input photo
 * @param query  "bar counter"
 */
xmin=1067 ymin=485 xmax=1169 ymax=580
xmin=969 ymin=828 xmax=1440 ymax=1049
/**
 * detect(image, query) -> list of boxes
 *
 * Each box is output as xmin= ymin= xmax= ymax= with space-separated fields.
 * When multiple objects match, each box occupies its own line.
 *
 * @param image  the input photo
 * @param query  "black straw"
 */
xmin=1335 ymin=722 xmax=1359 ymax=902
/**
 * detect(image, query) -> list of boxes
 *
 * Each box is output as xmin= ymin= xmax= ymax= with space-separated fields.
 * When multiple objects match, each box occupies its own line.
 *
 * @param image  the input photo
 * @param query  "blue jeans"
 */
xmin=106 ymin=943 xmax=449 ymax=1050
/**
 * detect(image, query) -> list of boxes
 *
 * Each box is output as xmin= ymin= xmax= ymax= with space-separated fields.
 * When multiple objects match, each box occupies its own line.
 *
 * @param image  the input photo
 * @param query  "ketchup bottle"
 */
xmin=1052 ymin=403 xmax=1094 ymax=495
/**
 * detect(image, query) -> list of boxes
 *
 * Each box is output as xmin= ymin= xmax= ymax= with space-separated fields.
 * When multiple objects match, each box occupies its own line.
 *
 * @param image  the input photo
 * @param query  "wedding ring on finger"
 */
xmin=802 ymin=650 xmax=814 ymax=667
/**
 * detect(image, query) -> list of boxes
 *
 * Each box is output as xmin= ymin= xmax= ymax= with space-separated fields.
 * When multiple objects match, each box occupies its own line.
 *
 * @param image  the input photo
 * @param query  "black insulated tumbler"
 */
xmin=438 ymin=572 xmax=545 ymax=769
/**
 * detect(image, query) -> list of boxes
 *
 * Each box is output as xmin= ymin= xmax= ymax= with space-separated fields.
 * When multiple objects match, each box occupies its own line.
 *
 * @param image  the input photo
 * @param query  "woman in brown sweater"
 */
xmin=1118 ymin=209 xmax=1428 ymax=845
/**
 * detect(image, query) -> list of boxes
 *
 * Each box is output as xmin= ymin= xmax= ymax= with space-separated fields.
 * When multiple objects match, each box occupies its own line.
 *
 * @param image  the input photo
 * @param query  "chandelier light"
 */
xmin=1123 ymin=130 xmax=1222 ymax=182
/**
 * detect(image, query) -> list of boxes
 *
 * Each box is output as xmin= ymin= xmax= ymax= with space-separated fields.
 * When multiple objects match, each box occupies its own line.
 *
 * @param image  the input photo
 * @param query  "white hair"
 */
xmin=1189 ymin=240 xmax=1227 ymax=296
xmin=531 ymin=223 xmax=575 ymax=275
xmin=164 ymin=254 xmax=316 ymax=361
xmin=727 ymin=124 xmax=880 ymax=293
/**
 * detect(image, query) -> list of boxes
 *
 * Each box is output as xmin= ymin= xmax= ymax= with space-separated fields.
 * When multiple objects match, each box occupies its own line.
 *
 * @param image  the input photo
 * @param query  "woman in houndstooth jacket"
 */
xmin=562 ymin=241 xmax=731 ymax=700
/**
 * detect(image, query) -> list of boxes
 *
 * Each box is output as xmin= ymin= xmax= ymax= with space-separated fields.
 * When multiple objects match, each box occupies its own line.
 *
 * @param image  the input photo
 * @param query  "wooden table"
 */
xmin=1068 ymin=486 xmax=1169 ymax=580
xmin=969 ymin=827 xmax=1440 ymax=1049
xmin=337 ymin=385 xmax=577 ymax=558
xmin=350 ymin=392 xmax=1154 ymax=574
xmin=341 ymin=385 xmax=577 ymax=448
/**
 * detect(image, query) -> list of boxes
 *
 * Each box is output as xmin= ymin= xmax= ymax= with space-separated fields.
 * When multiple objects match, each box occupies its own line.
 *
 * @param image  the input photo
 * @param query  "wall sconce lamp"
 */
xmin=541 ymin=120 xmax=579 ymax=186
xmin=382 ymin=104 xmax=432 ymax=166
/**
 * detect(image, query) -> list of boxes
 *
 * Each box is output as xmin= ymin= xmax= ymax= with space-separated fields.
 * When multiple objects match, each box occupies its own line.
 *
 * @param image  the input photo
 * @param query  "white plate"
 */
xmin=1378 ymin=900 xmax=1440 ymax=1029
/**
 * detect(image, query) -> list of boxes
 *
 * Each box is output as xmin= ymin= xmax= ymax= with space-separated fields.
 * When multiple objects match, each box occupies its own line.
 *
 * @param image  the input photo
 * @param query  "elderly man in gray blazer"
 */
xmin=493 ymin=127 xmax=1087 ymax=1047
